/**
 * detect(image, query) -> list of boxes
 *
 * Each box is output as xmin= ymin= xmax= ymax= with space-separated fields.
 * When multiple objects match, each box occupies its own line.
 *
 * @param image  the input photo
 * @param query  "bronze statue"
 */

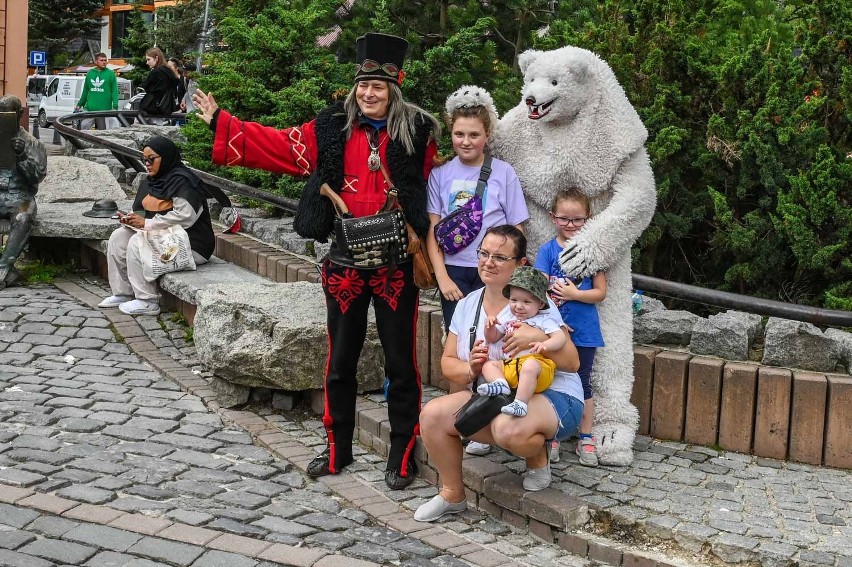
xmin=0 ymin=95 xmax=47 ymax=289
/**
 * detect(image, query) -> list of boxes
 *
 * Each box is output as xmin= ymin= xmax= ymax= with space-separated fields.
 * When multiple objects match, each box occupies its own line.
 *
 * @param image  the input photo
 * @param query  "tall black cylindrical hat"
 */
xmin=354 ymin=33 xmax=408 ymax=85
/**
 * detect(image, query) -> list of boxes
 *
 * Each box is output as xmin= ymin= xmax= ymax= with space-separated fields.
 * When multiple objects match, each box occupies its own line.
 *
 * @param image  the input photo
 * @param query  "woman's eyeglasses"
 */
xmin=142 ymin=155 xmax=161 ymax=166
xmin=550 ymin=213 xmax=588 ymax=227
xmin=475 ymin=249 xmax=517 ymax=264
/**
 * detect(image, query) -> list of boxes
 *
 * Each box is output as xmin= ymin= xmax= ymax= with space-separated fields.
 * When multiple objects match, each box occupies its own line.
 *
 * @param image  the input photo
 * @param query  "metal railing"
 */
xmin=51 ymin=110 xmax=852 ymax=328
xmin=52 ymin=110 xmax=299 ymax=212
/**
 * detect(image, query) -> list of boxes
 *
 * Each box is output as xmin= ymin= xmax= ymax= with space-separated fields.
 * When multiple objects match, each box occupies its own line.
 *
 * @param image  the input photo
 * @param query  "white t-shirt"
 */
xmin=449 ymin=288 xmax=584 ymax=401
xmin=495 ymin=311 xmax=562 ymax=358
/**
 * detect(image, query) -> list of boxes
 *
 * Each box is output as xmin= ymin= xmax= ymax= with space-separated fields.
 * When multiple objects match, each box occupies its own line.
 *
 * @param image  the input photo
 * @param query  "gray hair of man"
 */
xmin=342 ymin=82 xmax=441 ymax=155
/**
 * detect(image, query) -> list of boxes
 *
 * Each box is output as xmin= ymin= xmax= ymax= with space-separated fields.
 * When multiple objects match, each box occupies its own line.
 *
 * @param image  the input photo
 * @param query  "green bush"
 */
xmin=183 ymin=0 xmax=851 ymax=308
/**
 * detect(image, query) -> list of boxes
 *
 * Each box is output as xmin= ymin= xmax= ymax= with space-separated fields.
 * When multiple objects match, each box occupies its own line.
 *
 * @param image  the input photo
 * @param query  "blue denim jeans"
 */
xmin=540 ymin=390 xmax=584 ymax=441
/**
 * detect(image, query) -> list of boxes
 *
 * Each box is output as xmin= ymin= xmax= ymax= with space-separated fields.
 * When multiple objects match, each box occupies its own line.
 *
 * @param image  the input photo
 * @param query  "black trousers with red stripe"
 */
xmin=320 ymin=259 xmax=422 ymax=475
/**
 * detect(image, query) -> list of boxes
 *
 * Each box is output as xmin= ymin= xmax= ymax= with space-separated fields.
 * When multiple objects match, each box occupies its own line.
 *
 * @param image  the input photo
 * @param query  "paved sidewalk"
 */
xmin=3 ymin=280 xmax=850 ymax=567
xmin=0 ymin=283 xmax=600 ymax=567
xmin=92 ymin=272 xmax=852 ymax=567
xmin=98 ymin=281 xmax=852 ymax=567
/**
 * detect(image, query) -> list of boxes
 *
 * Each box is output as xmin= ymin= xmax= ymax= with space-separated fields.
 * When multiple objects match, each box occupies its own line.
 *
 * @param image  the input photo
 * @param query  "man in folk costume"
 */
xmin=193 ymin=33 xmax=441 ymax=489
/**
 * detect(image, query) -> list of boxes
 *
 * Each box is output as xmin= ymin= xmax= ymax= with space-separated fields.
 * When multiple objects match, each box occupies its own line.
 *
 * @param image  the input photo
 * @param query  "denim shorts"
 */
xmin=540 ymin=390 xmax=584 ymax=441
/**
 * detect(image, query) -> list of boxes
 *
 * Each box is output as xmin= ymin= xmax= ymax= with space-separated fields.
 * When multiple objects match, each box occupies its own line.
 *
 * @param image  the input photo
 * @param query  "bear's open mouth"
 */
xmin=526 ymin=98 xmax=555 ymax=119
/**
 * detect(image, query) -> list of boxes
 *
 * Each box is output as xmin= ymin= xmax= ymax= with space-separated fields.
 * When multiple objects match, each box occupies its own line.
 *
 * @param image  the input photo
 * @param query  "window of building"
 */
xmin=111 ymin=10 xmax=153 ymax=58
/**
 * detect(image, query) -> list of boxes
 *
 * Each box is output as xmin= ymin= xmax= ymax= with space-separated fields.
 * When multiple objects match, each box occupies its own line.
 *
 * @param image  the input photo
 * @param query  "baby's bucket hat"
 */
xmin=503 ymin=266 xmax=549 ymax=309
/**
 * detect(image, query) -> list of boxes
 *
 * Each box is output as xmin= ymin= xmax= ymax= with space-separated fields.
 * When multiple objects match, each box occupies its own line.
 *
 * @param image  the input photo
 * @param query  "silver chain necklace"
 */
xmin=366 ymin=130 xmax=382 ymax=171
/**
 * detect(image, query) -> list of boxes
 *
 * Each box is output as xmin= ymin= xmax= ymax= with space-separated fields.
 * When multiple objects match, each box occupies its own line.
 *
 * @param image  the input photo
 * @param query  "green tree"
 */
xmin=28 ymin=0 xmax=104 ymax=72
xmin=541 ymin=0 xmax=851 ymax=307
xmin=154 ymin=0 xmax=205 ymax=62
xmin=121 ymin=3 xmax=156 ymax=86
xmin=182 ymin=0 xmax=352 ymax=199
xmin=181 ymin=0 xmax=851 ymax=308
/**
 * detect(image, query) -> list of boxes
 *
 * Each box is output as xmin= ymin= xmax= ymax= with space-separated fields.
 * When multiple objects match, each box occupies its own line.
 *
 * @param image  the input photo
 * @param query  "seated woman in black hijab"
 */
xmin=99 ymin=136 xmax=215 ymax=316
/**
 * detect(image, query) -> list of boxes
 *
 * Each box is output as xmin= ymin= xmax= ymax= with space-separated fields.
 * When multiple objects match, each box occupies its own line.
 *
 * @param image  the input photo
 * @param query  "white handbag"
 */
xmin=134 ymin=225 xmax=196 ymax=282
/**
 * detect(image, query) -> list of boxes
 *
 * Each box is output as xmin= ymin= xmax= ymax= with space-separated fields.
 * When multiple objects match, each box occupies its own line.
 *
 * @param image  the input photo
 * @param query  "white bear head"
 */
xmin=518 ymin=47 xmax=597 ymax=123
xmin=518 ymin=46 xmax=599 ymax=124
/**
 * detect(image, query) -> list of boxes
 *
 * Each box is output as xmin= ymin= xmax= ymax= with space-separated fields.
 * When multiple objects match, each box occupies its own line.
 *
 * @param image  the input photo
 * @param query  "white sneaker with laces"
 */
xmin=575 ymin=436 xmax=599 ymax=467
xmin=119 ymin=299 xmax=161 ymax=316
xmin=465 ymin=441 xmax=491 ymax=456
xmin=523 ymin=462 xmax=551 ymax=491
xmin=98 ymin=295 xmax=132 ymax=308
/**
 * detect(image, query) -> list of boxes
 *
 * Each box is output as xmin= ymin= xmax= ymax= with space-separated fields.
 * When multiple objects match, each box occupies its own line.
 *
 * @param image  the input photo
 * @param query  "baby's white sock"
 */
xmin=477 ymin=379 xmax=510 ymax=396
xmin=501 ymin=400 xmax=528 ymax=417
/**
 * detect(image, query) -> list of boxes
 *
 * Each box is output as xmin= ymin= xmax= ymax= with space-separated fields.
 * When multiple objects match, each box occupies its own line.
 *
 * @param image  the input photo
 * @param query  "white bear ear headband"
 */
xmin=445 ymin=85 xmax=500 ymax=133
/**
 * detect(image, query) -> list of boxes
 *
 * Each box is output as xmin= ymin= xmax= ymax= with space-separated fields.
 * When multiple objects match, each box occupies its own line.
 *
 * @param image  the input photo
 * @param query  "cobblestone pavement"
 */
xmin=0 ymin=284 xmax=597 ymax=567
xmin=92 ymin=277 xmax=852 ymax=567
xmin=4 ymin=280 xmax=850 ymax=567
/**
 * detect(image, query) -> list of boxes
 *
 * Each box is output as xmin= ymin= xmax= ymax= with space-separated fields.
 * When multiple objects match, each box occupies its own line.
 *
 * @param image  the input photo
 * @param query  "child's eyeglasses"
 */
xmin=142 ymin=155 xmax=161 ymax=166
xmin=475 ymin=249 xmax=517 ymax=264
xmin=550 ymin=213 xmax=588 ymax=227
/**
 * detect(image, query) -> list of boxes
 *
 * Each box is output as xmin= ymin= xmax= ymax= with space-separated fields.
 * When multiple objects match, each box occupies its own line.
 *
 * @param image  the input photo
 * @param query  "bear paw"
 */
xmin=593 ymin=422 xmax=636 ymax=467
xmin=558 ymin=239 xmax=595 ymax=279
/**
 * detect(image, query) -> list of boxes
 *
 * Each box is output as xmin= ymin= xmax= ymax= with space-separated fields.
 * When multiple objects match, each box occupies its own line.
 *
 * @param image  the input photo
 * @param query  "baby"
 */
xmin=478 ymin=266 xmax=566 ymax=417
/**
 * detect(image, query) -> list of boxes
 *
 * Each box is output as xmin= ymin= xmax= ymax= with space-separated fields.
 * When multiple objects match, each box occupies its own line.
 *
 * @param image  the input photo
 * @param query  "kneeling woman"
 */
xmin=99 ymin=136 xmax=215 ymax=316
xmin=415 ymin=225 xmax=585 ymax=521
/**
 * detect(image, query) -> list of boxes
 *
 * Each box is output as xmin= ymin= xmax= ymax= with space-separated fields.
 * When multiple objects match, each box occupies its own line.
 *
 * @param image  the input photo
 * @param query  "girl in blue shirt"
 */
xmin=534 ymin=189 xmax=606 ymax=467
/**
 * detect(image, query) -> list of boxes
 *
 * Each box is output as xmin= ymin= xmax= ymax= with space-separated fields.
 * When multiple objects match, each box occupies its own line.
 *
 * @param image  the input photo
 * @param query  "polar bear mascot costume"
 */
xmin=491 ymin=45 xmax=656 ymax=466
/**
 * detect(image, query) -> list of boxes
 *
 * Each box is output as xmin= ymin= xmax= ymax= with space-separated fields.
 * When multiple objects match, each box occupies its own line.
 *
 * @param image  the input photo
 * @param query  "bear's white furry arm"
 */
xmin=559 ymin=148 xmax=656 ymax=278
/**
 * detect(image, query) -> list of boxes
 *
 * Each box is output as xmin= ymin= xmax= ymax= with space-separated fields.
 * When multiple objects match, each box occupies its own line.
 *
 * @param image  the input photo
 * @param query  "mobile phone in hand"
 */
xmin=112 ymin=210 xmax=126 ymax=220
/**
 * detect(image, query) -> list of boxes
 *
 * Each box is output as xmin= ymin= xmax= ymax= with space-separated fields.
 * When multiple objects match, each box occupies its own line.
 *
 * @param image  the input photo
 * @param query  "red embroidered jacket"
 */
xmin=211 ymin=110 xmax=437 ymax=219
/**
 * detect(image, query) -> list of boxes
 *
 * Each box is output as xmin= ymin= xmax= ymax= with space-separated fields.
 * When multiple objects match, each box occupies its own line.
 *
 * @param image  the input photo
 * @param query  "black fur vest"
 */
xmin=293 ymin=102 xmax=433 ymax=242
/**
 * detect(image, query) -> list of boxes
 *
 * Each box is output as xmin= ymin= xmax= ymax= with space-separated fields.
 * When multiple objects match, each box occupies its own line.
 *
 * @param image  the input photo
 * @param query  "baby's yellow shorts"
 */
xmin=502 ymin=354 xmax=556 ymax=393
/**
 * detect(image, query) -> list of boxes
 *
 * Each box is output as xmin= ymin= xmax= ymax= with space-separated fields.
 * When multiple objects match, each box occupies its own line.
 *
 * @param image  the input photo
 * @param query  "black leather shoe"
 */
xmin=385 ymin=461 xmax=418 ymax=490
xmin=306 ymin=449 xmax=352 ymax=478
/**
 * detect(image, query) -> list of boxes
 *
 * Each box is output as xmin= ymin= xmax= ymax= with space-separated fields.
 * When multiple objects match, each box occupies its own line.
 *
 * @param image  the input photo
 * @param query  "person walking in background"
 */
xmin=180 ymin=62 xmax=198 ymax=114
xmin=75 ymin=52 xmax=119 ymax=130
xmin=139 ymin=48 xmax=179 ymax=124
xmin=167 ymin=58 xmax=188 ymax=125
xmin=167 ymin=58 xmax=188 ymax=107
xmin=534 ymin=189 xmax=606 ymax=465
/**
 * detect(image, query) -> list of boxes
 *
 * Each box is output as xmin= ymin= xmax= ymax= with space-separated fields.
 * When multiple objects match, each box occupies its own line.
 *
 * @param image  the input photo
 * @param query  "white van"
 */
xmin=37 ymin=75 xmax=131 ymax=128
xmin=26 ymin=75 xmax=58 ymax=117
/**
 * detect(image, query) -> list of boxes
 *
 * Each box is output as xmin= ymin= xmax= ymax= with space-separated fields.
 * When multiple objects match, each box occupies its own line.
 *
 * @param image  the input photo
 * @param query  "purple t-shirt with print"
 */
xmin=427 ymin=156 xmax=529 ymax=267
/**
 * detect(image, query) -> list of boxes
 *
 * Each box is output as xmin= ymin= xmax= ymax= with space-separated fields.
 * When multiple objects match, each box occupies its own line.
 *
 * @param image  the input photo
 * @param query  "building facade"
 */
xmin=1 ymin=0 xmax=29 ymax=124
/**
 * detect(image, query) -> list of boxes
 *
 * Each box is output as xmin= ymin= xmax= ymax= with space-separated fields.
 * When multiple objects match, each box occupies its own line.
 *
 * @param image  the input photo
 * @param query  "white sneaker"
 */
xmin=575 ymin=437 xmax=599 ymax=467
xmin=119 ymin=299 xmax=161 ymax=316
xmin=523 ymin=462 xmax=551 ymax=491
xmin=414 ymin=494 xmax=467 ymax=522
xmin=549 ymin=440 xmax=561 ymax=463
xmin=465 ymin=441 xmax=491 ymax=456
xmin=98 ymin=295 xmax=132 ymax=308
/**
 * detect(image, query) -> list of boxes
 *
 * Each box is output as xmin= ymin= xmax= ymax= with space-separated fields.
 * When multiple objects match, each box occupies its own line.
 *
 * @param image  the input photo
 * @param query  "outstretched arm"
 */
xmin=560 ymin=149 xmax=656 ymax=278
xmin=193 ymin=90 xmax=318 ymax=177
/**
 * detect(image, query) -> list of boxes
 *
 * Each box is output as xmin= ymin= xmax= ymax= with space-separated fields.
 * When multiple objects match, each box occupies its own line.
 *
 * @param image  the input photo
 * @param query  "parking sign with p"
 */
xmin=29 ymin=51 xmax=47 ymax=67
